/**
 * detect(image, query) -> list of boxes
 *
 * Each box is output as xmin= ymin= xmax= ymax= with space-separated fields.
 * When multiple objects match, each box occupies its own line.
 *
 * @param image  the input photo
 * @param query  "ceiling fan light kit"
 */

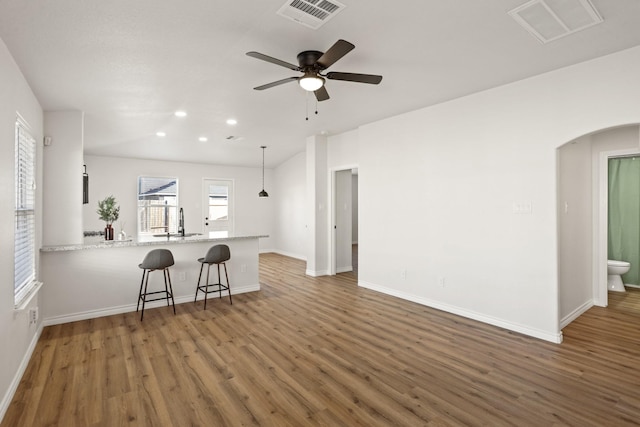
xmin=299 ymin=73 xmax=325 ymax=91
xmin=246 ymin=39 xmax=382 ymax=102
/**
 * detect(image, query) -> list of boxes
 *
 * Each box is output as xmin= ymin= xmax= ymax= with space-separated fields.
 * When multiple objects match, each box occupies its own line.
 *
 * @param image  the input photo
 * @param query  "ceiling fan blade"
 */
xmin=246 ymin=51 xmax=300 ymax=71
xmin=326 ymin=72 xmax=383 ymax=84
xmin=253 ymin=77 xmax=299 ymax=90
xmin=314 ymin=86 xmax=330 ymax=102
xmin=316 ymin=39 xmax=355 ymax=69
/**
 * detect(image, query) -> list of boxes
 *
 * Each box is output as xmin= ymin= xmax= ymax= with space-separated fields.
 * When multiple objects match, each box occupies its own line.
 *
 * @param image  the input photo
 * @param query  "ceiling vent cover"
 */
xmin=508 ymin=0 xmax=603 ymax=44
xmin=277 ymin=0 xmax=346 ymax=30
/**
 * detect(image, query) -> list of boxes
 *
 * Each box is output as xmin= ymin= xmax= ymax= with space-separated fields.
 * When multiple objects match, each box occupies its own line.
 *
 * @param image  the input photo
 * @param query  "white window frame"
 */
xmin=14 ymin=115 xmax=38 ymax=308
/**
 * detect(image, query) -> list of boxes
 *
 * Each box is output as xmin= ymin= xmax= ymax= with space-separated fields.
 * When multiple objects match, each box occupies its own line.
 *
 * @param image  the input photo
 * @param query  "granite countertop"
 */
xmin=41 ymin=232 xmax=268 ymax=252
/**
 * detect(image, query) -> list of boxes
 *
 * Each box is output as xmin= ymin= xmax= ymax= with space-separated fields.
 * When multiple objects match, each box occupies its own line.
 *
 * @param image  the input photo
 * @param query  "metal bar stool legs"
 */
xmin=219 ymin=262 xmax=231 ymax=304
xmin=137 ymin=249 xmax=176 ymax=320
xmin=195 ymin=244 xmax=232 ymax=309
xmin=164 ymin=268 xmax=176 ymax=310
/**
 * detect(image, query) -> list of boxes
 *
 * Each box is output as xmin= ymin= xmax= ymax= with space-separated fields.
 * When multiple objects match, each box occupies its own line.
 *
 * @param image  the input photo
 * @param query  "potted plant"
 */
xmin=97 ymin=195 xmax=120 ymax=240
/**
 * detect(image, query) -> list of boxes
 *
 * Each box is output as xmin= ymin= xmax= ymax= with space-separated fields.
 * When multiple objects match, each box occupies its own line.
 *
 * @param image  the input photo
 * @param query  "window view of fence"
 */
xmin=138 ymin=177 xmax=178 ymax=235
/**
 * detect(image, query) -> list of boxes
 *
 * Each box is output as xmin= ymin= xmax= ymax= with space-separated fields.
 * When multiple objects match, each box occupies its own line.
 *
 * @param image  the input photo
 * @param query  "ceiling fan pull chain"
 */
xmin=315 ymin=98 xmax=318 ymax=116
xmin=306 ymin=91 xmax=309 ymax=121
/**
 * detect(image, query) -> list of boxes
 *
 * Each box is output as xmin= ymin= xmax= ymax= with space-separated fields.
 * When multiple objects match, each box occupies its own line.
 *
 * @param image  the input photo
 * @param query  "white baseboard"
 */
xmin=358 ymin=280 xmax=563 ymax=344
xmin=272 ymin=249 xmax=307 ymax=261
xmin=560 ymin=300 xmax=593 ymax=329
xmin=336 ymin=266 xmax=353 ymax=273
xmin=0 ymin=322 xmax=43 ymax=422
xmin=306 ymin=269 xmax=329 ymax=277
xmin=42 ymin=284 xmax=260 ymax=327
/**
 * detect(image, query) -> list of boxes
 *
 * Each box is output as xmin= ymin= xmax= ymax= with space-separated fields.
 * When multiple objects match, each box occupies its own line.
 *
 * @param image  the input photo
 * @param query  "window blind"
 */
xmin=14 ymin=118 xmax=36 ymax=306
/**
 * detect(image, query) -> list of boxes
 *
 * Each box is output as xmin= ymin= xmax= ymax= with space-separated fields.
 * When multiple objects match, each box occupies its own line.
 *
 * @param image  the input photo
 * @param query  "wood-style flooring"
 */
xmin=2 ymin=253 xmax=640 ymax=426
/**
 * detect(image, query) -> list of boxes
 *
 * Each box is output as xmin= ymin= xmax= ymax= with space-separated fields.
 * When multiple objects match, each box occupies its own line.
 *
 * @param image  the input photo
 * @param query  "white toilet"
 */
xmin=607 ymin=260 xmax=631 ymax=292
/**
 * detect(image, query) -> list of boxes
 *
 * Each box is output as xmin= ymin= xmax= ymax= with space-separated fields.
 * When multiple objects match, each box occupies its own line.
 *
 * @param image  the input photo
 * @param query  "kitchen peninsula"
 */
xmin=40 ymin=232 xmax=267 ymax=325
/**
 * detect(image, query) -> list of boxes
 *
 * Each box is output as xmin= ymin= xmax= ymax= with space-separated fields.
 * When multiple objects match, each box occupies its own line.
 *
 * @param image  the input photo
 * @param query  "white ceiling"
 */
xmin=1 ymin=0 xmax=640 ymax=168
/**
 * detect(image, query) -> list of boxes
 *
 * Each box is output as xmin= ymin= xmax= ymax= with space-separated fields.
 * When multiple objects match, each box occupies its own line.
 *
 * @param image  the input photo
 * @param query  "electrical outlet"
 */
xmin=438 ymin=276 xmax=445 ymax=287
xmin=179 ymin=272 xmax=186 ymax=282
xmin=29 ymin=307 xmax=38 ymax=324
xmin=400 ymin=269 xmax=406 ymax=279
xmin=241 ymin=264 xmax=247 ymax=273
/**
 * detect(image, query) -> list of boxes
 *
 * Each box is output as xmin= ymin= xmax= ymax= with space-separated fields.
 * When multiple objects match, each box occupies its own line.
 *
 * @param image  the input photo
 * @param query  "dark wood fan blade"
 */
xmin=246 ymin=51 xmax=300 ymax=71
xmin=314 ymin=86 xmax=330 ymax=102
xmin=326 ymin=72 xmax=383 ymax=84
xmin=253 ymin=77 xmax=299 ymax=90
xmin=316 ymin=40 xmax=355 ymax=69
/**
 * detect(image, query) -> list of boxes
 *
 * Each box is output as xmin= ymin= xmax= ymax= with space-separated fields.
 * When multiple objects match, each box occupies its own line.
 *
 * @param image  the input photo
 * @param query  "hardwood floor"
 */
xmin=3 ymin=253 xmax=640 ymax=426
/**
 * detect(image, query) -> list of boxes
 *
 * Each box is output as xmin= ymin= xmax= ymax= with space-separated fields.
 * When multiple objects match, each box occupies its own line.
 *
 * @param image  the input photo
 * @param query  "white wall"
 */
xmin=82 ymin=155 xmax=275 ymax=251
xmin=305 ymin=136 xmax=328 ymax=276
xmin=352 ymin=173 xmax=359 ymax=244
xmin=43 ymin=111 xmax=84 ymax=246
xmin=273 ymin=152 xmax=306 ymax=260
xmin=357 ymin=46 xmax=640 ymax=343
xmin=557 ymin=136 xmax=593 ymax=326
xmin=0 ymin=39 xmax=43 ymax=419
xmin=328 ymin=129 xmax=359 ymax=168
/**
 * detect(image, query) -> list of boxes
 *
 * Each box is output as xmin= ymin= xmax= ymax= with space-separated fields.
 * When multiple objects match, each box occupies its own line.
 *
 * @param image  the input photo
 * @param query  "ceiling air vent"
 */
xmin=508 ymin=0 xmax=603 ymax=44
xmin=277 ymin=0 xmax=346 ymax=30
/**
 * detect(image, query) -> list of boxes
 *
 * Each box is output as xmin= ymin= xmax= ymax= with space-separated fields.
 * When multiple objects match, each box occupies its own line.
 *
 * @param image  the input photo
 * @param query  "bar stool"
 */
xmin=195 ymin=244 xmax=232 ymax=309
xmin=137 ymin=248 xmax=176 ymax=320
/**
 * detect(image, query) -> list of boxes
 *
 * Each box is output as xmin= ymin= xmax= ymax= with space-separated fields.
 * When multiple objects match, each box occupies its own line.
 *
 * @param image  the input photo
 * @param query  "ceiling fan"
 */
xmin=246 ymin=39 xmax=382 ymax=102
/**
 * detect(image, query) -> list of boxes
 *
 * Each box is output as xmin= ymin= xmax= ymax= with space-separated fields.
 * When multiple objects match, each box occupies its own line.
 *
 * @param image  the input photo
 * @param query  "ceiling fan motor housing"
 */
xmin=297 ymin=50 xmax=324 ymax=70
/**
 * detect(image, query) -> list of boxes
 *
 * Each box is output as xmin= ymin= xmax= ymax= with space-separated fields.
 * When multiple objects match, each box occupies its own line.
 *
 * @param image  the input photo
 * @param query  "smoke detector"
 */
xmin=277 ymin=0 xmax=346 ymax=30
xmin=508 ymin=0 xmax=603 ymax=44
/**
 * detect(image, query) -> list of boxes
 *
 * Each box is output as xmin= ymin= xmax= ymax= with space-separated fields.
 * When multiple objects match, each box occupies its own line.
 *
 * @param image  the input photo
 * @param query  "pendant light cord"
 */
xmin=305 ymin=91 xmax=319 ymax=120
xmin=261 ymin=146 xmax=265 ymax=189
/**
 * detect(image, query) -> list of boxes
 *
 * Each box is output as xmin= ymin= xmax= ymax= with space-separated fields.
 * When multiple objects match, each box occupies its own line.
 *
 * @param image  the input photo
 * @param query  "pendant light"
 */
xmin=82 ymin=164 xmax=89 ymax=204
xmin=259 ymin=146 xmax=269 ymax=198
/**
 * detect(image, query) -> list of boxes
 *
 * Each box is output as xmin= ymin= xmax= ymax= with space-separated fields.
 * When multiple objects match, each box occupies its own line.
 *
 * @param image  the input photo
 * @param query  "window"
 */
xmin=203 ymin=179 xmax=233 ymax=233
xmin=14 ymin=117 xmax=37 ymax=307
xmin=208 ymin=184 xmax=229 ymax=221
xmin=138 ymin=176 xmax=178 ymax=235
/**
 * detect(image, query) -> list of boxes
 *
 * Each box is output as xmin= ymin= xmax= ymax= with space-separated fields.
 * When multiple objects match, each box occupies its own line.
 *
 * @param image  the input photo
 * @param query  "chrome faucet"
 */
xmin=178 ymin=207 xmax=185 ymax=237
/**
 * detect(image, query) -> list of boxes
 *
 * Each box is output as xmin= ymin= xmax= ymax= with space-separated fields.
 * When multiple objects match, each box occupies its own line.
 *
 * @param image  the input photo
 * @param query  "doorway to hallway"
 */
xmin=331 ymin=167 xmax=358 ymax=278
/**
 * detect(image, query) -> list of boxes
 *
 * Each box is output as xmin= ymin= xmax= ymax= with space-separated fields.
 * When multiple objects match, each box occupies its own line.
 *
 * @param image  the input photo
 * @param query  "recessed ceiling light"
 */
xmin=174 ymin=111 xmax=187 ymax=117
xmin=156 ymin=131 xmax=166 ymax=137
xmin=226 ymin=118 xmax=237 ymax=125
xmin=198 ymin=137 xmax=208 ymax=142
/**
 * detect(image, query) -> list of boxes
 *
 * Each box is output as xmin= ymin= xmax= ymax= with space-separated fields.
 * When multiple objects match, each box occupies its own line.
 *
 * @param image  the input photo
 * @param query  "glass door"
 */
xmin=203 ymin=179 xmax=233 ymax=235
